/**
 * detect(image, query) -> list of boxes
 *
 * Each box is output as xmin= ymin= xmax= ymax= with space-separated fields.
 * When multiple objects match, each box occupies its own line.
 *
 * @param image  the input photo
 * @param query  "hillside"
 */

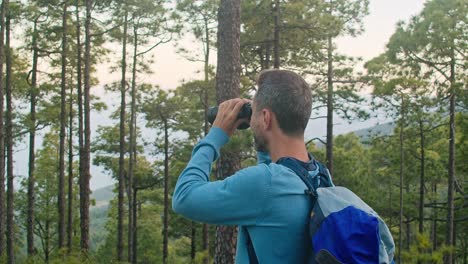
xmin=352 ymin=122 xmax=395 ymax=142
xmin=91 ymin=185 xmax=114 ymax=208
xmin=90 ymin=185 xmax=114 ymax=250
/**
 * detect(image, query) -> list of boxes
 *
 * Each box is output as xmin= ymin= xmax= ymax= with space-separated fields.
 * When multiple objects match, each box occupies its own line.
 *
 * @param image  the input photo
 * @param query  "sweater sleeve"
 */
xmin=172 ymin=127 xmax=270 ymax=226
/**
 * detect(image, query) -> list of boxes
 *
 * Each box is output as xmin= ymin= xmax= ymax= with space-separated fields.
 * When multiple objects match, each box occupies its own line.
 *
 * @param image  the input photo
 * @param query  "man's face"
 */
xmin=251 ymin=99 xmax=268 ymax=152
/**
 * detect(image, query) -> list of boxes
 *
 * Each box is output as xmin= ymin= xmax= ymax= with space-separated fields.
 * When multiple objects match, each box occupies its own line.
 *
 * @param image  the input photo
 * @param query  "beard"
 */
xmin=254 ymin=133 xmax=268 ymax=152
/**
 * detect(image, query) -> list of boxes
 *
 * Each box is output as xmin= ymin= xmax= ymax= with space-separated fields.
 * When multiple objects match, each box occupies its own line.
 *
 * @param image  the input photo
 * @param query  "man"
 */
xmin=173 ymin=70 xmax=316 ymax=263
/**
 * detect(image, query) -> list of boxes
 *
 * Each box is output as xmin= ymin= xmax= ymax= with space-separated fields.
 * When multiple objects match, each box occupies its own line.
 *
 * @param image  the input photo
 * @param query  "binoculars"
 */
xmin=207 ymin=103 xmax=252 ymax=130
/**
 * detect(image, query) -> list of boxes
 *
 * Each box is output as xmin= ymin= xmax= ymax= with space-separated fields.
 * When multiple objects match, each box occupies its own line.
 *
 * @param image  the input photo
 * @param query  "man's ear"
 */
xmin=262 ymin=109 xmax=272 ymax=130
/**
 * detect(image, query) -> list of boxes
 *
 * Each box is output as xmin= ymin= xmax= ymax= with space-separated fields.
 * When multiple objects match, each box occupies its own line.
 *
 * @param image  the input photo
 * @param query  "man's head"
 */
xmin=250 ymin=70 xmax=312 ymax=151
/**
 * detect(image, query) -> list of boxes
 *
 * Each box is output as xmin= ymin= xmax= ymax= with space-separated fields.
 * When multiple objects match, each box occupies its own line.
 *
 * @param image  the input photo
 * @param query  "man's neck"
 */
xmin=268 ymin=133 xmax=309 ymax=163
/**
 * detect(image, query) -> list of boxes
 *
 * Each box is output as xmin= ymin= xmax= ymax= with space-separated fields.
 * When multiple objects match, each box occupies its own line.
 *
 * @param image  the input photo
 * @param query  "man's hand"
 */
xmin=213 ymin=98 xmax=250 ymax=137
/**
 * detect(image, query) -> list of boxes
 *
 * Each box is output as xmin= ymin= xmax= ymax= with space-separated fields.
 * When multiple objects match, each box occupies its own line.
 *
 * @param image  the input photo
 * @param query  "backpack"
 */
xmin=246 ymin=155 xmax=395 ymax=264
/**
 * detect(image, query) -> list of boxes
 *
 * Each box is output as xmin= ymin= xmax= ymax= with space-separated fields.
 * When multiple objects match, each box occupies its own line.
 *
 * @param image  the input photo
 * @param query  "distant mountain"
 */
xmin=90 ymin=185 xmax=114 ymax=250
xmin=91 ymin=185 xmax=114 ymax=208
xmin=352 ymin=122 xmax=395 ymax=142
xmin=310 ymin=122 xmax=395 ymax=148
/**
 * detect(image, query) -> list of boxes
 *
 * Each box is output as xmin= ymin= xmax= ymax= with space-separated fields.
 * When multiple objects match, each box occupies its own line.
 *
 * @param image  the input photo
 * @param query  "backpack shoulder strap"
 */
xmin=245 ymin=228 xmax=259 ymax=264
xmin=315 ymin=161 xmax=334 ymax=187
xmin=245 ymin=155 xmax=332 ymax=264
xmin=276 ymin=156 xmax=317 ymax=197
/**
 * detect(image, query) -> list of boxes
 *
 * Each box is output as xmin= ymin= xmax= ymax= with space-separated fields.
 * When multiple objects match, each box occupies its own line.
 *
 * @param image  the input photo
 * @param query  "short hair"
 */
xmin=254 ymin=69 xmax=312 ymax=136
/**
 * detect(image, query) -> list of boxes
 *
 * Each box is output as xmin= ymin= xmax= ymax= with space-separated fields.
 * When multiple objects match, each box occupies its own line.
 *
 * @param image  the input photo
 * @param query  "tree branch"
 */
xmin=90 ymin=18 xmax=134 ymax=38
xmin=407 ymin=50 xmax=450 ymax=80
xmin=306 ymin=137 xmax=327 ymax=146
xmin=309 ymin=115 xmax=327 ymax=120
xmin=136 ymin=35 xmax=173 ymax=57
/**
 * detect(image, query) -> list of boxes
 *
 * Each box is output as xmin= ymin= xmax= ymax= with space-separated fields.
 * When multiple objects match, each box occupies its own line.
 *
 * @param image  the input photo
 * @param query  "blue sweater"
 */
xmin=172 ymin=127 xmax=313 ymax=263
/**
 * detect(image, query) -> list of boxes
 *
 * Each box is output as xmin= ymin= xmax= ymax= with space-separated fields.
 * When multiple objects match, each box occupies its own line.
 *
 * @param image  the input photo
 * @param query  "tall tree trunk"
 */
xmin=445 ymin=45 xmax=456 ymax=264
xmin=463 ymin=233 xmax=467 ymax=264
xmin=214 ymin=1 xmax=241 ymax=263
xmin=67 ymin=66 xmax=74 ymax=253
xmin=132 ymin=186 xmax=137 ymax=263
xmin=326 ymin=35 xmax=334 ymax=175
xmin=117 ymin=8 xmax=128 ymax=263
xmin=214 ymin=160 xmax=240 ymax=264
xmin=132 ymin=108 xmax=137 ymax=264
xmin=388 ymin=177 xmax=392 ymax=227
xmin=431 ymin=183 xmax=438 ymax=251
xmin=191 ymin=222 xmax=196 ymax=260
xmin=273 ymin=0 xmax=280 ymax=68
xmin=163 ymin=118 xmax=170 ymax=264
xmin=74 ymin=0 xmax=85 ymax=252
xmin=405 ymin=181 xmax=410 ymax=249
xmin=80 ymin=0 xmax=92 ymax=252
xmin=0 ymin=0 xmax=5 ymax=257
xmin=45 ymin=219 xmax=50 ymax=263
xmin=128 ymin=21 xmax=138 ymax=263
xmin=5 ymin=2 xmax=14 ymax=262
xmin=453 ymin=222 xmax=456 ymax=249
xmin=398 ymin=98 xmax=405 ymax=264
xmin=265 ymin=42 xmax=271 ymax=69
xmin=201 ymin=16 xmax=211 ymax=263
xmin=418 ymin=119 xmax=425 ymax=234
xmin=27 ymin=16 xmax=39 ymax=257
xmin=131 ymin=116 xmax=137 ymax=264
xmin=58 ymin=1 xmax=68 ymax=249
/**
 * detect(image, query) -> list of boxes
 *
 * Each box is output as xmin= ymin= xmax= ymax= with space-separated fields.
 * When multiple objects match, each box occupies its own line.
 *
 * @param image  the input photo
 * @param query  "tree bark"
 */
xmin=67 ymin=62 xmax=74 ymax=253
xmin=75 ymin=0 xmax=85 ymax=252
xmin=191 ymin=222 xmax=196 ymax=260
xmin=5 ymin=2 xmax=14 ymax=262
xmin=201 ymin=16 xmax=211 ymax=263
xmin=27 ymin=16 xmax=39 ymax=257
xmin=265 ymin=42 xmax=271 ymax=69
xmin=45 ymin=219 xmax=50 ymax=263
xmin=418 ymin=119 xmax=425 ymax=234
xmin=131 ymin=117 xmax=137 ymax=264
xmin=0 ymin=0 xmax=5 ymax=257
xmin=117 ymin=8 xmax=128 ymax=263
xmin=214 ymin=1 xmax=241 ymax=263
xmin=58 ymin=1 xmax=68 ymax=249
xmin=80 ymin=0 xmax=92 ymax=252
xmin=326 ymin=35 xmax=334 ymax=175
xmin=445 ymin=45 xmax=456 ymax=264
xmin=132 ymin=187 xmax=137 ymax=263
xmin=388 ymin=176 xmax=392 ymax=227
xmin=431 ymin=183 xmax=437 ymax=251
xmin=273 ymin=0 xmax=280 ymax=69
xmin=128 ymin=20 xmax=138 ymax=263
xmin=163 ymin=118 xmax=170 ymax=264
xmin=405 ymin=180 xmax=410 ymax=249
xmin=398 ymin=97 xmax=405 ymax=264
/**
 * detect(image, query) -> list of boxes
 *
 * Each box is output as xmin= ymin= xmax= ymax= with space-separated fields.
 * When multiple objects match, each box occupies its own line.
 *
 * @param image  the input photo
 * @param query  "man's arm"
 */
xmin=172 ymin=127 xmax=271 ymax=226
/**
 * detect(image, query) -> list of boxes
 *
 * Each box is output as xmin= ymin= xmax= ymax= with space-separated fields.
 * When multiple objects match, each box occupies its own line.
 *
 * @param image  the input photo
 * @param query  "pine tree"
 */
xmin=0 ymin=0 xmax=7 ymax=258
xmin=214 ymin=0 xmax=241 ymax=263
xmin=5 ymin=0 xmax=14 ymax=261
xmin=58 ymin=0 xmax=69 ymax=249
xmin=80 ymin=0 xmax=92 ymax=252
xmin=117 ymin=3 xmax=128 ymax=262
xmin=26 ymin=11 xmax=39 ymax=257
xmin=386 ymin=1 xmax=467 ymax=260
xmin=73 ymin=0 xmax=84 ymax=252
xmin=175 ymin=1 xmax=218 ymax=260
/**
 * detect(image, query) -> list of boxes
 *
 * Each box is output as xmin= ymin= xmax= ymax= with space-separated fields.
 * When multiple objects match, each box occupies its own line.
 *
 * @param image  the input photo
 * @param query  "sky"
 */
xmin=14 ymin=0 xmax=427 ymax=191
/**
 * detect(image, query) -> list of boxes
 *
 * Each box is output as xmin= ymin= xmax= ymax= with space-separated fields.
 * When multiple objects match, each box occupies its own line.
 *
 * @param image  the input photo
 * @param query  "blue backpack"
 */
xmin=246 ymin=155 xmax=395 ymax=264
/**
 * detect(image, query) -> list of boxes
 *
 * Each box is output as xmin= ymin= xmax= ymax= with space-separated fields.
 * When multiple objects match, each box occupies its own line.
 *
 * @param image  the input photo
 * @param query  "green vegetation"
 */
xmin=0 ymin=0 xmax=465 ymax=263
